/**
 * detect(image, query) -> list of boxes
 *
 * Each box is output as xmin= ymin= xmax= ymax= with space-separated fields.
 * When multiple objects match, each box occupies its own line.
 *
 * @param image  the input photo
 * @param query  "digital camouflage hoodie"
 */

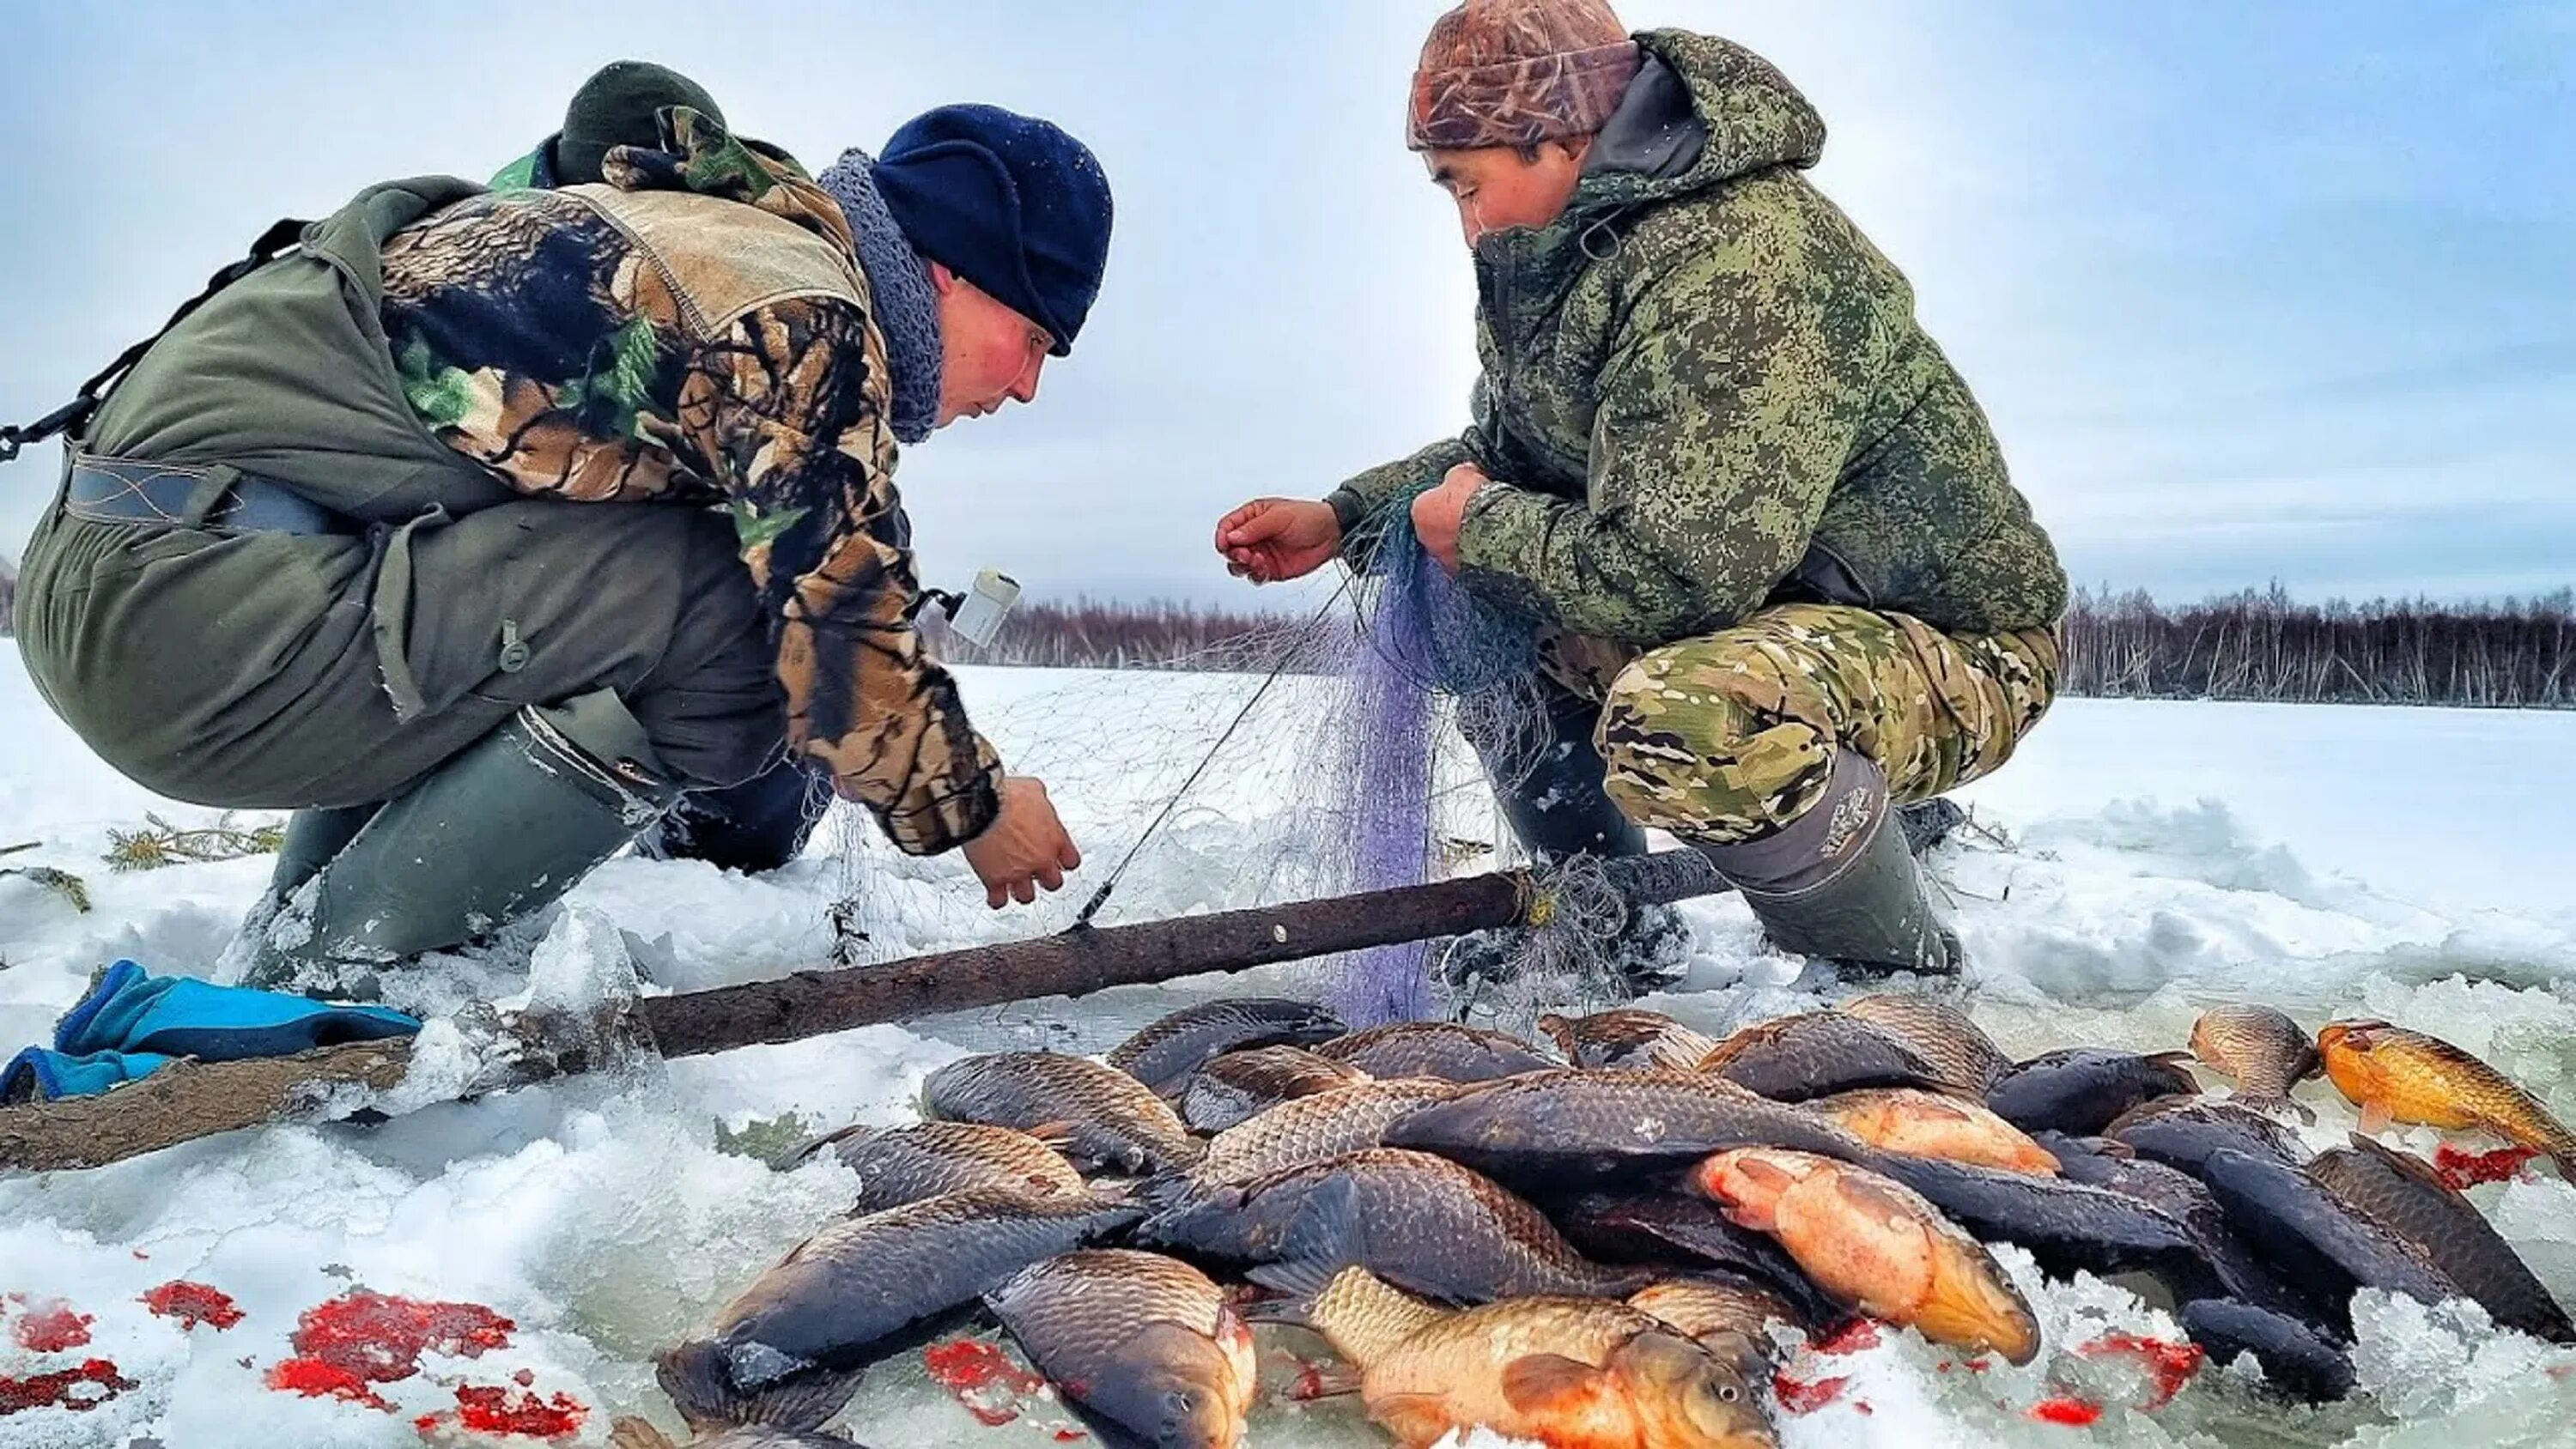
xmin=1329 ymin=31 xmax=2068 ymax=646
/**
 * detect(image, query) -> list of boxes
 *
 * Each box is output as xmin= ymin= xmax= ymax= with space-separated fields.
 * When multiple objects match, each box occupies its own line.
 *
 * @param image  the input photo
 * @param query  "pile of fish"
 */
xmin=623 ymin=996 xmax=2576 ymax=1447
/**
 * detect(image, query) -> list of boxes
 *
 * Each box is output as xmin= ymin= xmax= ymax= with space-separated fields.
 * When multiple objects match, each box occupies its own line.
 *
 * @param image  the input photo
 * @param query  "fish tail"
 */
xmin=607 ymin=1418 xmax=677 ymax=1449
xmin=655 ymin=1337 xmax=863 ymax=1434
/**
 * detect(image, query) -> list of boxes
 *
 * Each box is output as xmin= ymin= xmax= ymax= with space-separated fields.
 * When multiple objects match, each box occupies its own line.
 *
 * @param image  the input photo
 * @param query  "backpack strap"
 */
xmin=0 ymin=217 xmax=308 ymax=465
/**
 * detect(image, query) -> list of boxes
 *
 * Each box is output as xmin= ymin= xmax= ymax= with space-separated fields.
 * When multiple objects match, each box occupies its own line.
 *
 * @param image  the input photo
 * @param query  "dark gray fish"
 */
xmin=1313 ymin=1021 xmax=1558 ymax=1082
xmin=1838 ymin=994 xmax=2014 ymax=1094
xmin=658 ymin=1187 xmax=1141 ymax=1432
xmin=1866 ymin=1154 xmax=2222 ymax=1300
xmin=2178 ymin=1300 xmax=2356 ymax=1404
xmin=2107 ymin=1097 xmax=2311 ymax=1173
xmin=796 ymin=1121 xmax=1087 ymax=1214
xmin=2190 ymin=1004 xmax=2323 ymax=1119
xmin=1537 ymin=1008 xmax=1720 ymax=1072
xmin=1136 ymin=1147 xmax=1649 ymax=1304
xmin=611 ymin=1421 xmax=869 ymax=1449
xmin=1176 ymin=1046 xmax=1368 ymax=1133
xmin=1184 ymin=1078 xmax=1461 ymax=1193
xmin=1984 ymin=1049 xmax=2199 ymax=1136
xmin=2196 ymin=1148 xmax=2462 ymax=1336
xmin=1378 ymin=1070 xmax=1871 ymax=1189
xmin=1107 ymin=998 xmax=1346 ymax=1096
xmin=1698 ymin=1011 xmax=1953 ymax=1102
xmin=2309 ymin=1134 xmax=2575 ymax=1343
xmin=2037 ymin=1133 xmax=2313 ymax=1322
xmin=923 ymin=1052 xmax=1203 ymax=1175
xmin=1545 ymin=1191 xmax=1837 ymax=1328
xmin=987 ymin=1250 xmax=1257 ymax=1449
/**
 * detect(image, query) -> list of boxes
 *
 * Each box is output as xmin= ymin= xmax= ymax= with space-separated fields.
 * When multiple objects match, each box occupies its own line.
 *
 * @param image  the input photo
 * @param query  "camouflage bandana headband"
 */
xmin=1408 ymin=39 xmax=1643 ymax=152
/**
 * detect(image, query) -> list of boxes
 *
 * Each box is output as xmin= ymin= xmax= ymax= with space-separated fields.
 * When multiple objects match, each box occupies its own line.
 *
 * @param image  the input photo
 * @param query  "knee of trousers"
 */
xmin=624 ymin=512 xmax=790 ymax=792
xmin=1594 ymin=645 xmax=1840 ymax=845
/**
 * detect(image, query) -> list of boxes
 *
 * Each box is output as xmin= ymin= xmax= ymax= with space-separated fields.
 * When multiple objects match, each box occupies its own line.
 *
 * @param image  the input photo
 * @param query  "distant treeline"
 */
xmin=933 ymin=588 xmax=2576 ymax=710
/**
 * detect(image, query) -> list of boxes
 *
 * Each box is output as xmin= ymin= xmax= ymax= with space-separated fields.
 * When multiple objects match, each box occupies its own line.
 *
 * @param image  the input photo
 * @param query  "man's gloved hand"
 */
xmin=1215 ymin=498 xmax=1341 ymax=584
xmin=0 ymin=960 xmax=419 ymax=1104
xmin=961 ymin=775 xmax=1084 ymax=909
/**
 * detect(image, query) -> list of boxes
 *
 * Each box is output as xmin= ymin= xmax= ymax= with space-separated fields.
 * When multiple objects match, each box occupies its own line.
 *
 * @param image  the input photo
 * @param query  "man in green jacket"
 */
xmin=12 ymin=100 xmax=1109 ymax=997
xmin=1218 ymin=0 xmax=2067 ymax=979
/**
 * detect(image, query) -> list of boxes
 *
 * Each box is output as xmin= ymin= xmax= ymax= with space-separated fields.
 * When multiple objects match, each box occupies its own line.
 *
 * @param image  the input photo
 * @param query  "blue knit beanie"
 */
xmin=872 ymin=105 xmax=1112 ymax=356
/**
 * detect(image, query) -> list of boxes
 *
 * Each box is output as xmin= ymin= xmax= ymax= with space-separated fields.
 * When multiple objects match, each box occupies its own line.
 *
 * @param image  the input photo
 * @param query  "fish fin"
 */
xmin=1268 ymin=1172 xmax=1365 ymax=1279
xmin=1375 ymin=1392 xmax=1463 ymax=1446
xmin=1023 ymin=1119 xmax=1081 ymax=1150
xmin=2144 ymin=1050 xmax=2200 ymax=1069
xmin=1293 ymin=1361 xmax=1365 ymax=1399
xmin=607 ymin=1419 xmax=677 ymax=1449
xmin=2238 ymin=1093 xmax=2317 ymax=1126
xmin=1498 ymin=1352 xmax=1614 ymax=1416
xmin=1246 ymin=1255 xmax=1346 ymax=1304
xmin=1085 ymin=1174 xmax=1144 ymax=1205
xmin=2358 ymin=1100 xmax=2395 ymax=1135
xmin=787 ymin=1122 xmax=870 ymax=1167
xmin=654 ymin=1337 xmax=861 ymax=1434
xmin=1237 ymin=1282 xmax=1315 ymax=1330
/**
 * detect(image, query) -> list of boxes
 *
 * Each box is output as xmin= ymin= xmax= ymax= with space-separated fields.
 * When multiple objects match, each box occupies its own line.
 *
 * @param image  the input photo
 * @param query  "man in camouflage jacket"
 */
xmin=1219 ymin=0 xmax=2068 ymax=978
xmin=15 ymin=102 xmax=1107 ymax=994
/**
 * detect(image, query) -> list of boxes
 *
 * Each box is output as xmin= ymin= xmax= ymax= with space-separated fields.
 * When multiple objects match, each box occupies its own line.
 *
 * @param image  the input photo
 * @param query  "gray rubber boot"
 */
xmin=242 ymin=688 xmax=680 ymax=997
xmin=1696 ymin=752 xmax=1958 ymax=978
xmin=270 ymin=804 xmax=382 ymax=899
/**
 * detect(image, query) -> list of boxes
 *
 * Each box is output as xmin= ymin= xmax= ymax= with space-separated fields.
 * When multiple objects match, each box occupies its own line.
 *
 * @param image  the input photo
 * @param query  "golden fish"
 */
xmin=1808 ymin=1089 xmax=2062 ymax=1175
xmin=2190 ymin=1004 xmax=2323 ymax=1119
xmin=1295 ymin=1266 xmax=1779 ymax=1449
xmin=1689 ymin=1149 xmax=2040 ymax=1365
xmin=2319 ymin=1021 xmax=2576 ymax=1177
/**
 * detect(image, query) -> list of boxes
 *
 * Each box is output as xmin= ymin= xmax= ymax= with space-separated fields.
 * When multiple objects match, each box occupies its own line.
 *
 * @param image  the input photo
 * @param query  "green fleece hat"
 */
xmin=557 ymin=61 xmax=726 ymax=185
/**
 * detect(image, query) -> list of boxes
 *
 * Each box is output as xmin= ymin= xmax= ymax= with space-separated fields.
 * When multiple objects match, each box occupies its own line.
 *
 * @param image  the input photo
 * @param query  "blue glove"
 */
xmin=1 ymin=961 xmax=420 ymax=1104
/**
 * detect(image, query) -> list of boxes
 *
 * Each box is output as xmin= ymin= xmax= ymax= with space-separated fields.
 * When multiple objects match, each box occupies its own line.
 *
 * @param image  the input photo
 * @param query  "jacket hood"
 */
xmin=1572 ymin=29 xmax=1826 ymax=214
xmin=598 ymin=106 xmax=856 ymax=259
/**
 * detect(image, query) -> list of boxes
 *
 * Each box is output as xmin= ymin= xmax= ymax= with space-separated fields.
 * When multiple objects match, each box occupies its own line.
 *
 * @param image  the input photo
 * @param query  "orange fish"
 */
xmin=1808 ymin=1089 xmax=2062 ymax=1175
xmin=2318 ymin=1021 xmax=2576 ymax=1177
xmin=1690 ymin=1149 xmax=2040 ymax=1365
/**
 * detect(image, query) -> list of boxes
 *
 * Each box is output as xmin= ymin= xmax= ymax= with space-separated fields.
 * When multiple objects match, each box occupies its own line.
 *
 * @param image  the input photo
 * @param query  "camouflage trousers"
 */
xmin=1560 ymin=604 xmax=2059 ymax=846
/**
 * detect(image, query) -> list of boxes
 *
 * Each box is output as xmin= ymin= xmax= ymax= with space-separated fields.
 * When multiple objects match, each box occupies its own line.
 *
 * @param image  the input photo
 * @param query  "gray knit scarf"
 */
xmin=816 ymin=149 xmax=943 ymax=445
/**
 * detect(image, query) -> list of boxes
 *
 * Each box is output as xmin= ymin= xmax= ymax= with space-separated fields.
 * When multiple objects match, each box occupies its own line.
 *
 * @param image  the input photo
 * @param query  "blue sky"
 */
xmin=2 ymin=0 xmax=2569 ymax=607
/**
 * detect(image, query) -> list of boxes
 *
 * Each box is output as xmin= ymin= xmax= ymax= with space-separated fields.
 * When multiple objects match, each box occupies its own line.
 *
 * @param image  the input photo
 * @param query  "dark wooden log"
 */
xmin=0 ymin=851 xmax=1724 ymax=1173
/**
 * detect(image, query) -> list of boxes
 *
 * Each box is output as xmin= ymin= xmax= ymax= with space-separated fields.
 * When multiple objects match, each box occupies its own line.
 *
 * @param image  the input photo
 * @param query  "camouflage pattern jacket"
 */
xmin=380 ymin=112 xmax=999 ymax=853
xmin=1329 ymin=31 xmax=2069 ymax=646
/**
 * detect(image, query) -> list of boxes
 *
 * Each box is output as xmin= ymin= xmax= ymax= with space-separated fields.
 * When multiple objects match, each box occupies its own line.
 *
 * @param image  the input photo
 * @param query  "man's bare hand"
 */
xmin=961 ymin=776 xmax=1083 ymax=909
xmin=1411 ymin=462 xmax=1486 ymax=573
xmin=1215 ymin=498 xmax=1341 ymax=584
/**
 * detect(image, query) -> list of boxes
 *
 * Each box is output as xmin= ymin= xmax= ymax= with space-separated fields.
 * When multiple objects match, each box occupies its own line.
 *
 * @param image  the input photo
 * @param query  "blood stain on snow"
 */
xmin=1814 ymin=1319 xmax=1881 ymax=1355
xmin=2433 ymin=1144 xmax=2542 ymax=1191
xmin=11 ymin=1299 xmax=94 ymax=1353
xmin=264 ymin=1291 xmax=514 ymax=1410
xmin=2030 ymin=1397 xmax=2105 ymax=1427
xmin=923 ymin=1337 xmax=1046 ymax=1427
xmin=0 ymin=1357 xmax=137 ymax=1416
xmin=2081 ymin=1331 xmax=2204 ymax=1410
xmin=142 ymin=1281 xmax=246 ymax=1331
xmin=1772 ymin=1371 xmax=1850 ymax=1415
xmin=412 ymin=1384 xmax=588 ymax=1440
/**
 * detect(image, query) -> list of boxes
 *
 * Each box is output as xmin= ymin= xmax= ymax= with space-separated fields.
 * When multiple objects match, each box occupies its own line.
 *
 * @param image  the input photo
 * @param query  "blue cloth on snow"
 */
xmin=1 ymin=961 xmax=420 ymax=1104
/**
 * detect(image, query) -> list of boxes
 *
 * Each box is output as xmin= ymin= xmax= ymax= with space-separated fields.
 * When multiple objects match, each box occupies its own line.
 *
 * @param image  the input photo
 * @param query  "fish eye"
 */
xmin=1718 ymin=1384 xmax=1741 ymax=1403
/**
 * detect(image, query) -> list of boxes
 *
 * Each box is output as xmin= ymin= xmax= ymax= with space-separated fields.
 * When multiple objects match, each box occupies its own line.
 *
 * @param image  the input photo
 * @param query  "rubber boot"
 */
xmin=636 ymin=756 xmax=832 ymax=875
xmin=240 ymin=688 xmax=681 ymax=997
xmin=270 ymin=804 xmax=381 ymax=899
xmin=1695 ymin=751 xmax=1958 ymax=979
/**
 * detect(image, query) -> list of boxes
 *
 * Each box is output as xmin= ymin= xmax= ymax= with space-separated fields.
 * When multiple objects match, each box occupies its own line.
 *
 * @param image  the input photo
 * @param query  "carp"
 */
xmin=1107 ymin=998 xmax=1346 ymax=1096
xmin=1546 ymin=1191 xmax=1838 ymax=1328
xmin=1540 ymin=1008 xmax=1722 ymax=1072
xmin=923 ymin=1051 xmax=1202 ymax=1175
xmin=1838 ymin=994 xmax=2014 ymax=1094
xmin=2195 ymin=1148 xmax=2460 ymax=1335
xmin=1182 ymin=1077 xmax=1459 ymax=1193
xmin=1808 ymin=1088 xmax=2061 ymax=1173
xmin=1277 ymin=1265 xmax=1779 ymax=1449
xmin=1864 ymin=1153 xmax=2221 ymax=1301
xmin=1176 ymin=1045 xmax=1368 ymax=1132
xmin=2177 ymin=1300 xmax=2355 ymax=1404
xmin=1625 ymin=1278 xmax=1798 ymax=1363
xmin=795 ymin=1120 xmax=1086 ymax=1213
xmin=1984 ymin=1048 xmax=2199 ymax=1136
xmin=2189 ymin=1004 xmax=2323 ymax=1119
xmin=2107 ymin=1097 xmax=2312 ymax=1173
xmin=611 ymin=1422 xmax=867 ymax=1449
xmin=2318 ymin=1020 xmax=2576 ymax=1176
xmin=1696 ymin=1011 xmax=1952 ymax=1101
xmin=1380 ymin=1070 xmax=1870 ymax=1189
xmin=1690 ymin=1149 xmax=2041 ymax=1364
xmin=1315 ymin=1021 xmax=1558 ymax=1082
xmin=987 ymin=1250 xmax=1257 ymax=1448
xmin=2308 ymin=1134 xmax=2573 ymax=1343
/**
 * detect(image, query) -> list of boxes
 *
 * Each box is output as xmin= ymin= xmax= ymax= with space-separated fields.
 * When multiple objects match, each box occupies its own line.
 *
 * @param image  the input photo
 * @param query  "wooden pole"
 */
xmin=0 ymin=850 xmax=1723 ymax=1173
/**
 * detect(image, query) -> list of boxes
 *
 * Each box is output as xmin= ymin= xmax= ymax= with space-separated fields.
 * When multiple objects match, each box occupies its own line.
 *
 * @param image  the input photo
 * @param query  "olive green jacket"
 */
xmin=1330 ymin=30 xmax=2067 ymax=645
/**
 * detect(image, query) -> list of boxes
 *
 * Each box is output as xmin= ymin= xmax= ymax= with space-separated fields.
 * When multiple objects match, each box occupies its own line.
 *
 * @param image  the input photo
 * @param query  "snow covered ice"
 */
xmin=4 ymin=644 xmax=2576 ymax=1446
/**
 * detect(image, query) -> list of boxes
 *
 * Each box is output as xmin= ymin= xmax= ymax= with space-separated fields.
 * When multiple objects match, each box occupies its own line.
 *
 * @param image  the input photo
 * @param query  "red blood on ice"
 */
xmin=267 ymin=1356 xmax=393 ymax=1410
xmin=429 ymin=1384 xmax=588 ymax=1438
xmin=265 ymin=1291 xmax=514 ymax=1410
xmin=2029 ymin=1397 xmax=2105 ymax=1427
xmin=1289 ymin=1358 xmax=1334 ymax=1401
xmin=0 ymin=1357 xmax=136 ymax=1416
xmin=2081 ymin=1331 xmax=2205 ymax=1410
xmin=11 ymin=1299 xmax=94 ymax=1353
xmin=923 ymin=1337 xmax=1044 ymax=1427
xmin=1055 ymin=1431 xmax=1088 ymax=1443
xmin=1771 ymin=1371 xmax=1850 ymax=1415
xmin=2432 ymin=1143 xmax=2542 ymax=1191
xmin=141 ymin=1281 xmax=246 ymax=1331
xmin=1814 ymin=1319 xmax=1881 ymax=1355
